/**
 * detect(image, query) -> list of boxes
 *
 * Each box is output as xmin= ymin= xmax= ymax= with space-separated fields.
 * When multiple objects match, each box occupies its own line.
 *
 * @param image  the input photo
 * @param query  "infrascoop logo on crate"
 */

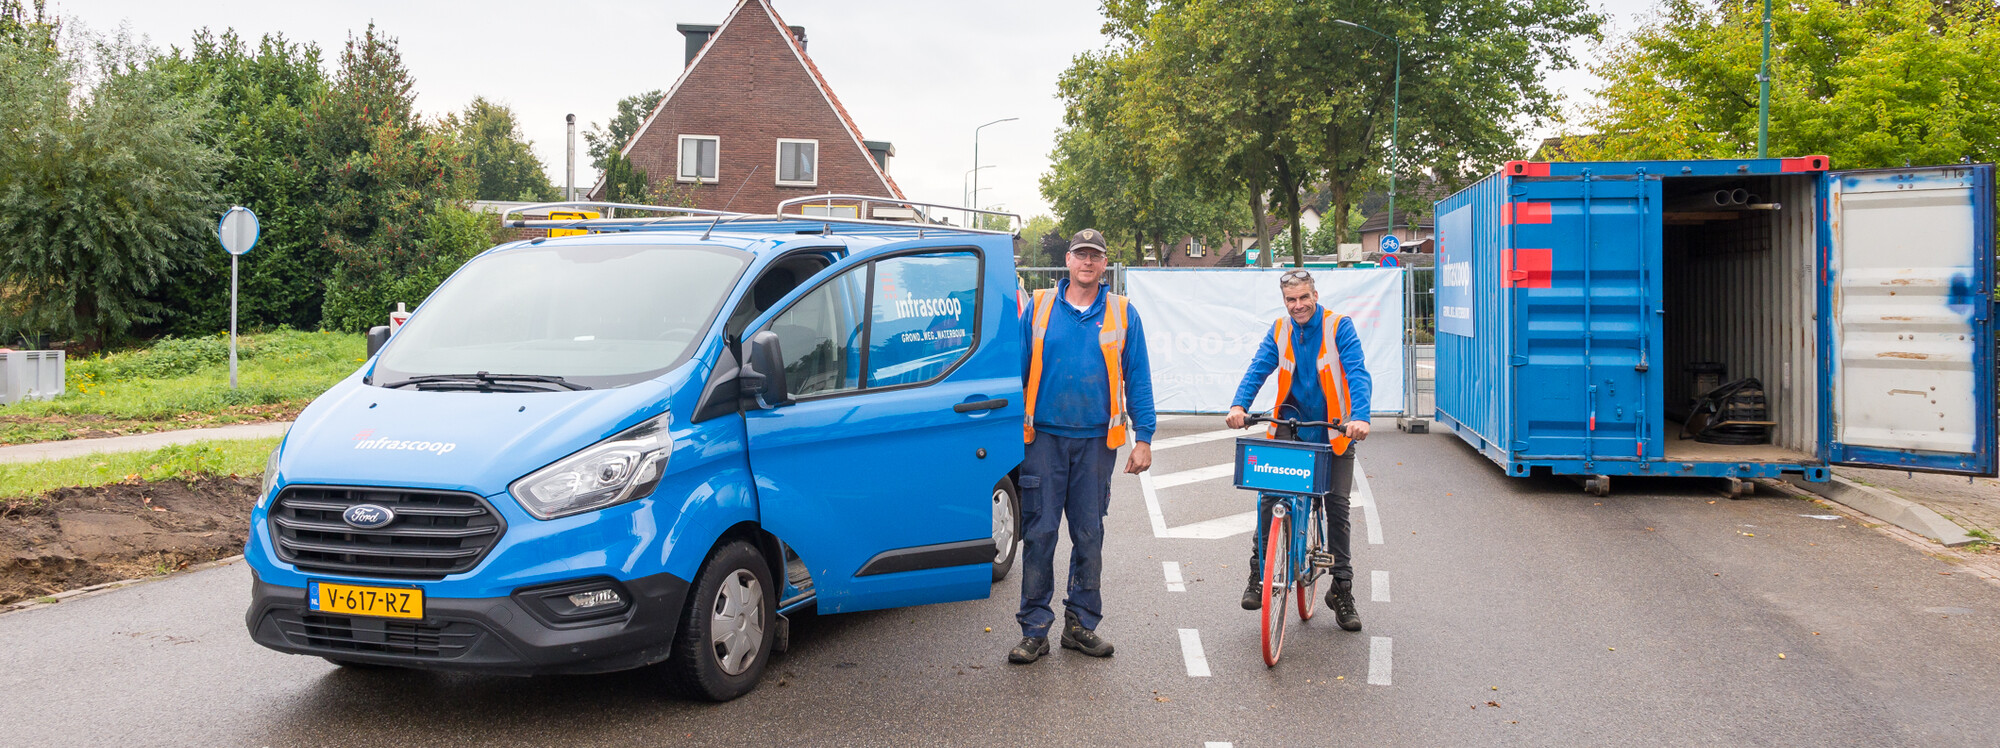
xmin=1247 ymin=454 xmax=1312 ymax=479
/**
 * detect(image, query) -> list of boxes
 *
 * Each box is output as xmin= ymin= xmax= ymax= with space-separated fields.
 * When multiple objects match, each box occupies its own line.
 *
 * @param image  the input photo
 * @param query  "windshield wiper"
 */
xmin=381 ymin=372 xmax=591 ymax=392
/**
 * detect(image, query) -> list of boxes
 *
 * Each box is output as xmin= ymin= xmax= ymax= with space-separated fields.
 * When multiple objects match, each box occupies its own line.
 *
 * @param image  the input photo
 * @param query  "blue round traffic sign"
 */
xmin=1380 ymin=253 xmax=1401 ymax=268
xmin=1380 ymin=234 xmax=1400 ymax=253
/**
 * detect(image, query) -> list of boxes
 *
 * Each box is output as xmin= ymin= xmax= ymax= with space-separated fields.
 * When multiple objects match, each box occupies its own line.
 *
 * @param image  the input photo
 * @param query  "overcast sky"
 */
xmin=58 ymin=0 xmax=1662 ymax=220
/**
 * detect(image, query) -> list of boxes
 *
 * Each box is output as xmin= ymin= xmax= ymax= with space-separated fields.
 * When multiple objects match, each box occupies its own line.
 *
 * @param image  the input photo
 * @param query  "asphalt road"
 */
xmin=4 ymin=418 xmax=1998 ymax=747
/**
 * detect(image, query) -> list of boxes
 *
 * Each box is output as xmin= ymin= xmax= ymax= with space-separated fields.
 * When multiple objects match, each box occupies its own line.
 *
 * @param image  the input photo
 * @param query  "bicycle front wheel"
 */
xmin=1261 ymin=511 xmax=1290 ymax=667
xmin=1297 ymin=499 xmax=1324 ymax=621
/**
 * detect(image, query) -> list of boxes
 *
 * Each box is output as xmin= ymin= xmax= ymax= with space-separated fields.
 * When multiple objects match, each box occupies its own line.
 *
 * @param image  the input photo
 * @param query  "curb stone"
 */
xmin=1 ymin=555 xmax=245 ymax=616
xmin=1782 ymin=475 xmax=1978 ymax=547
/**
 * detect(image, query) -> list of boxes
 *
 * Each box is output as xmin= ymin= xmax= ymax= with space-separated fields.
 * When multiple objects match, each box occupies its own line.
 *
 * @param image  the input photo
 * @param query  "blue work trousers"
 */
xmin=1016 ymin=432 xmax=1115 ymax=638
xmin=1250 ymin=448 xmax=1357 ymax=585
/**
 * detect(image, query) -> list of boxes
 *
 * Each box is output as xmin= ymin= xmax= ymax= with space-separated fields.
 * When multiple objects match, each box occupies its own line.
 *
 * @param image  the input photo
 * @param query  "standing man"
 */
xmin=1009 ymin=228 xmax=1157 ymax=664
xmin=1225 ymin=269 xmax=1372 ymax=631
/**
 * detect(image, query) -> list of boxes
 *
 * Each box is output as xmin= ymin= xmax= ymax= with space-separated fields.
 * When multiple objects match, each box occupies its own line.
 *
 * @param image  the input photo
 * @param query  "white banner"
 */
xmin=1126 ymin=268 xmax=1405 ymax=415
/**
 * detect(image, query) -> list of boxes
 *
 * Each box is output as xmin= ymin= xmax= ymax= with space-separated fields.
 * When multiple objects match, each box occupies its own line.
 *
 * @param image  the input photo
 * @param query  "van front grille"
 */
xmin=279 ymin=612 xmax=482 ymax=658
xmin=270 ymin=486 xmax=505 ymax=580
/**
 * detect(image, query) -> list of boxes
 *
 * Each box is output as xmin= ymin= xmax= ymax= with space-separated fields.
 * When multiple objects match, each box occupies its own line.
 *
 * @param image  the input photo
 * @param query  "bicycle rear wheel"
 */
xmin=1297 ymin=498 xmax=1323 ymax=621
xmin=1261 ymin=511 xmax=1290 ymax=666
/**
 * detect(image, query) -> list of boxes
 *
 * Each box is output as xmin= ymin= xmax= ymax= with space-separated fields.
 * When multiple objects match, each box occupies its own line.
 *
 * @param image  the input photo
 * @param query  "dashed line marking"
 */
xmin=1179 ymin=629 xmax=1211 ymax=677
xmin=1353 ymin=463 xmax=1383 ymax=545
xmin=1372 ymin=570 xmax=1391 ymax=602
xmin=1205 ymin=743 xmax=1234 ymax=748
xmin=1368 ymin=636 xmax=1393 ymax=685
xmin=1164 ymin=561 xmax=1186 ymax=592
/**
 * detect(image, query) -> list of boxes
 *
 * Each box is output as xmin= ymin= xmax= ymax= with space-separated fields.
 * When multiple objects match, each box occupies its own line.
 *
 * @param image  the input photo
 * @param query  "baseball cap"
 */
xmin=1068 ymin=228 xmax=1108 ymax=253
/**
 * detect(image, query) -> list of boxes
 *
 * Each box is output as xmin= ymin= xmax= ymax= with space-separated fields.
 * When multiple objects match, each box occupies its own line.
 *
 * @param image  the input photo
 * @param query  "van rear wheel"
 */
xmin=665 ymin=540 xmax=775 ymax=701
xmin=991 ymin=477 xmax=1021 ymax=583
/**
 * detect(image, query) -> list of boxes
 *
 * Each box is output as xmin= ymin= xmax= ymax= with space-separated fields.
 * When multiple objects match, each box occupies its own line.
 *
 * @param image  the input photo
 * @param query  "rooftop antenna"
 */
xmin=702 ymin=165 xmax=760 ymax=241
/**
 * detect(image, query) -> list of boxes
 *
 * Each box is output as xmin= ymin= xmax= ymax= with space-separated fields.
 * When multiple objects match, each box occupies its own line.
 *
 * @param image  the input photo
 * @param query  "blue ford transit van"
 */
xmin=245 ymin=198 xmax=1027 ymax=700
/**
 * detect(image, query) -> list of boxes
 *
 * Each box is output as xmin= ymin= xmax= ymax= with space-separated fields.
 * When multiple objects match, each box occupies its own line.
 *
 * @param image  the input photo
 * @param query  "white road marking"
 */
xmin=1353 ymin=463 xmax=1384 ymax=545
xmin=1180 ymin=629 xmax=1211 ymax=677
xmin=1152 ymin=463 xmax=1237 ymax=490
xmin=1140 ymin=468 xmax=1258 ymax=539
xmin=1372 ymin=570 xmax=1391 ymax=602
xmin=1149 ymin=428 xmax=1241 ymax=451
xmin=1368 ymin=636 xmax=1393 ymax=685
xmin=1205 ymin=744 xmax=1234 ymax=748
xmin=1163 ymin=561 xmax=1186 ymax=592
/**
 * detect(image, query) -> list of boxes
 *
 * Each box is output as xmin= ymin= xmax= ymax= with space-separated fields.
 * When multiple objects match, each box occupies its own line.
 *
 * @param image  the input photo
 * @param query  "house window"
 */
xmin=776 ymin=139 xmax=818 ymax=186
xmin=678 ymin=135 xmax=718 ymax=183
xmin=1188 ymin=238 xmax=1204 ymax=258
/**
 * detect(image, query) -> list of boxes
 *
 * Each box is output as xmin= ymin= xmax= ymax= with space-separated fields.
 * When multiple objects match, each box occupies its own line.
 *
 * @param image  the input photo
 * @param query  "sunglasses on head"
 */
xmin=1281 ymin=269 xmax=1313 ymax=281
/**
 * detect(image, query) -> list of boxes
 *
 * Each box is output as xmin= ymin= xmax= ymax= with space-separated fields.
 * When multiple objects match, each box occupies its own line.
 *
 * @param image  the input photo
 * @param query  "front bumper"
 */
xmin=245 ymin=570 xmax=690 ymax=676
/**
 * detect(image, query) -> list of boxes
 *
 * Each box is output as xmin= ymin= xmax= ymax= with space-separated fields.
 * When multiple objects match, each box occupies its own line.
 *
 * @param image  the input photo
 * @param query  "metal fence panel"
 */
xmin=1017 ymin=266 xmax=1124 ymax=295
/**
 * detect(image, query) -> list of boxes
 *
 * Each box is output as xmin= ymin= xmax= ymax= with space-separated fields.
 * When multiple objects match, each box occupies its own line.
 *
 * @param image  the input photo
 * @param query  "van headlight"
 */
xmin=510 ymin=414 xmax=671 ymax=520
xmin=260 ymin=444 xmax=282 ymax=508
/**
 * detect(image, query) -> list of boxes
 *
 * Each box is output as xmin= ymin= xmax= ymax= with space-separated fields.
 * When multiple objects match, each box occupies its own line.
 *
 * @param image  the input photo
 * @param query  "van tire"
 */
xmin=991 ymin=477 xmax=1021 ymax=583
xmin=665 ymin=540 xmax=776 ymax=701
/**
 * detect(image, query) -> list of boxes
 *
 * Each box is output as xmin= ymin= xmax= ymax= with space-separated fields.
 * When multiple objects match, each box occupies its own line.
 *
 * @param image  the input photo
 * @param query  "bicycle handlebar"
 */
xmin=1244 ymin=413 xmax=1341 ymax=429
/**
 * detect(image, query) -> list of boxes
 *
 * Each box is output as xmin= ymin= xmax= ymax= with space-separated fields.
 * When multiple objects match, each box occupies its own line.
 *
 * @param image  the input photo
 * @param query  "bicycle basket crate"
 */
xmin=1233 ymin=437 xmax=1335 ymax=495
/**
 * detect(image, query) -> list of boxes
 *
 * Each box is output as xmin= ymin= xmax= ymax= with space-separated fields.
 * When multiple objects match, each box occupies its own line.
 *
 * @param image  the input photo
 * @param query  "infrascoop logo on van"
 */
xmin=351 ymin=430 xmax=457 ymax=455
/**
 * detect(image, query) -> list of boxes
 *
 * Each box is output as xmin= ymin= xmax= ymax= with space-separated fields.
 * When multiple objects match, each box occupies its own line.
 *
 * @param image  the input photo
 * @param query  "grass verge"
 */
xmin=0 ymin=329 xmax=362 ymax=445
xmin=0 ymin=438 xmax=278 ymax=502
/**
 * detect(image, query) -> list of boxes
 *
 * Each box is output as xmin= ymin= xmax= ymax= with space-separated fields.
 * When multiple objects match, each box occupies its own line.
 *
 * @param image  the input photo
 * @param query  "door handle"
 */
xmin=953 ymin=398 xmax=1009 ymax=413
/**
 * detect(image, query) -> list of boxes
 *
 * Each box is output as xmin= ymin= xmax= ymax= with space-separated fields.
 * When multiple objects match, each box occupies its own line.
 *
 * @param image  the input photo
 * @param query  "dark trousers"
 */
xmin=1250 ymin=447 xmax=1357 ymax=586
xmin=1016 ymin=432 xmax=1115 ymax=638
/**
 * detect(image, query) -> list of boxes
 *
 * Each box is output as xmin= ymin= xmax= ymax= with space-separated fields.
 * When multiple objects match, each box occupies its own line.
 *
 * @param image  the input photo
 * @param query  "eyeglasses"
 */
xmin=1069 ymin=248 xmax=1108 ymax=261
xmin=1280 ymin=269 xmax=1313 ymax=281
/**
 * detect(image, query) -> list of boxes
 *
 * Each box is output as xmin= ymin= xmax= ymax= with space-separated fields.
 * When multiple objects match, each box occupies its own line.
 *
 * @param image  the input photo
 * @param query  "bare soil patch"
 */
xmin=0 ymin=476 xmax=259 ymax=605
xmin=0 ymin=403 xmax=304 ymax=446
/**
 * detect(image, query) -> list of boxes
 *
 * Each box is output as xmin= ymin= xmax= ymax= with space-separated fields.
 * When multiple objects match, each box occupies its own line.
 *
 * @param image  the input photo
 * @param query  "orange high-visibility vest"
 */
xmin=1024 ymin=287 xmax=1132 ymax=448
xmin=1272 ymin=309 xmax=1354 ymax=456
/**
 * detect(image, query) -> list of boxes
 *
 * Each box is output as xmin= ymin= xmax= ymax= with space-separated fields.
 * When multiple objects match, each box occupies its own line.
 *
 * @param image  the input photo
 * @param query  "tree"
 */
xmin=0 ymin=32 xmax=223 ymax=347
xmin=450 ymin=96 xmax=557 ymax=201
xmin=584 ymin=89 xmax=664 ymax=171
xmin=1 ymin=0 xmax=54 ymax=51
xmin=1018 ymin=215 xmax=1060 ymax=265
xmin=598 ymin=150 xmax=651 ymax=204
xmin=1108 ymin=0 xmax=1598 ymax=265
xmin=1557 ymin=0 xmax=2000 ymax=168
xmin=1042 ymin=50 xmax=1247 ymax=267
xmin=313 ymin=24 xmax=485 ymax=332
xmin=147 ymin=29 xmax=331 ymax=336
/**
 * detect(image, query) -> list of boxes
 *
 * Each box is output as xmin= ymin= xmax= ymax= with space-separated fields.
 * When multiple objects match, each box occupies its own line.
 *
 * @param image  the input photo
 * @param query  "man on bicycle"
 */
xmin=1225 ymin=269 xmax=1372 ymax=631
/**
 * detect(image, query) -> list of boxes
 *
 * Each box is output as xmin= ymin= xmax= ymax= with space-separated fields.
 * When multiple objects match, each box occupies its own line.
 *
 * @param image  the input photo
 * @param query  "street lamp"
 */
xmin=972 ymin=117 xmax=1017 ymax=228
xmin=1757 ymin=0 xmax=1771 ymax=157
xmin=963 ymin=165 xmax=995 ymax=218
xmin=1334 ymin=20 xmax=1401 ymax=249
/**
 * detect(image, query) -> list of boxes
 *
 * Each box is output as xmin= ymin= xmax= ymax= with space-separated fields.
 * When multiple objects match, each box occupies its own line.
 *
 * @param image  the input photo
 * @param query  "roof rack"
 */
xmin=497 ymin=201 xmax=751 ymax=230
xmin=494 ymin=197 xmax=1020 ymax=240
xmin=775 ymin=195 xmax=1020 ymax=236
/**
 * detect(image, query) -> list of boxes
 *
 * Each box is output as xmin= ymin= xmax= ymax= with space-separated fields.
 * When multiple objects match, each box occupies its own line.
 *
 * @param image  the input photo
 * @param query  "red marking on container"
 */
xmin=1637 ymin=443 xmax=1643 ymax=456
xmin=1505 ymin=161 xmax=1551 ymax=177
xmin=1502 ymin=249 xmax=1554 ymax=289
xmin=1781 ymin=155 xmax=1829 ymax=172
xmin=1590 ymin=416 xmax=1596 ymax=431
xmin=1503 ymin=202 xmax=1553 ymax=225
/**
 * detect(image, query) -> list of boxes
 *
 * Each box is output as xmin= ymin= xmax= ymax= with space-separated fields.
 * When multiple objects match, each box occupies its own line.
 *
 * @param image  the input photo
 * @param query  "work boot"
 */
xmin=1241 ymin=568 xmax=1262 ymax=611
xmin=1060 ymin=610 xmax=1115 ymax=657
xmin=1327 ymin=579 xmax=1362 ymax=631
xmin=1007 ymin=636 xmax=1049 ymax=664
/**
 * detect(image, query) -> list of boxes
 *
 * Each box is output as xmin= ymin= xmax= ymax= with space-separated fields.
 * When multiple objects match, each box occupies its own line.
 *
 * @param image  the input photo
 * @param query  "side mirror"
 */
xmin=365 ymin=326 xmax=392 ymax=358
xmin=737 ymin=330 xmax=791 ymax=410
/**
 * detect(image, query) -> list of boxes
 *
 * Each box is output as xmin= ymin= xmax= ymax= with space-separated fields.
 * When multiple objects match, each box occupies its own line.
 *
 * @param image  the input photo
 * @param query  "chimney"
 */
xmin=677 ymin=24 xmax=717 ymax=67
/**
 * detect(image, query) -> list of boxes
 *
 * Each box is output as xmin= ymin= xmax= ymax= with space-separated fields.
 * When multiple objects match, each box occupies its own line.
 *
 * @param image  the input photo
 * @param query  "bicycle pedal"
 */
xmin=1309 ymin=552 xmax=1337 ymax=569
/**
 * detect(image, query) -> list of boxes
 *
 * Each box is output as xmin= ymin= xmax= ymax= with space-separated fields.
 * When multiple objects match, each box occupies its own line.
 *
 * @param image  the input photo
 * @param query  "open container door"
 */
xmin=1824 ymin=164 xmax=1996 ymax=476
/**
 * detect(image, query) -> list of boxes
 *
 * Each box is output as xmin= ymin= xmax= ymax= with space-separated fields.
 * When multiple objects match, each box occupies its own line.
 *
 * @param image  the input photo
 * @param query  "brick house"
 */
xmin=593 ymin=0 xmax=904 ymax=217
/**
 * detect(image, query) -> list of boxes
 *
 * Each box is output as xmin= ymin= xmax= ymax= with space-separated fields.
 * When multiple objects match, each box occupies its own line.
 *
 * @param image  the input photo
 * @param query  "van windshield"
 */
xmin=373 ymin=243 xmax=749 ymax=390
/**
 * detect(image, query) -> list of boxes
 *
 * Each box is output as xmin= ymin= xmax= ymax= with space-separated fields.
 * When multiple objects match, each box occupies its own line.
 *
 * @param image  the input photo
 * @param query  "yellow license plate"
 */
xmin=310 ymin=581 xmax=424 ymax=620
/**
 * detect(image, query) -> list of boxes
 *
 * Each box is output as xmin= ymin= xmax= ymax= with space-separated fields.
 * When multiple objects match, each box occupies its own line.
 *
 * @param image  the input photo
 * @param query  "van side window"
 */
xmin=764 ymin=267 xmax=866 ymax=397
xmin=867 ymin=252 xmax=980 ymax=387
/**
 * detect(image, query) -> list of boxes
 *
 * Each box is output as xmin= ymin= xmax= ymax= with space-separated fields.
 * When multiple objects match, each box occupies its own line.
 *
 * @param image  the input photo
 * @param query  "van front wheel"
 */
xmin=991 ymin=477 xmax=1021 ymax=583
xmin=665 ymin=540 xmax=775 ymax=701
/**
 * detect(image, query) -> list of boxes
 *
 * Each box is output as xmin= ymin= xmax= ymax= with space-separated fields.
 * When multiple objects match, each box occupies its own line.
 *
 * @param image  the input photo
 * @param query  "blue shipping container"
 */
xmin=1432 ymin=157 xmax=1996 ymax=485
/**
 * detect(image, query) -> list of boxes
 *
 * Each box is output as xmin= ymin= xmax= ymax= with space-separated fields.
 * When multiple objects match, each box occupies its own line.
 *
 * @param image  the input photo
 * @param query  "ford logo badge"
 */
xmin=342 ymin=504 xmax=396 ymax=530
